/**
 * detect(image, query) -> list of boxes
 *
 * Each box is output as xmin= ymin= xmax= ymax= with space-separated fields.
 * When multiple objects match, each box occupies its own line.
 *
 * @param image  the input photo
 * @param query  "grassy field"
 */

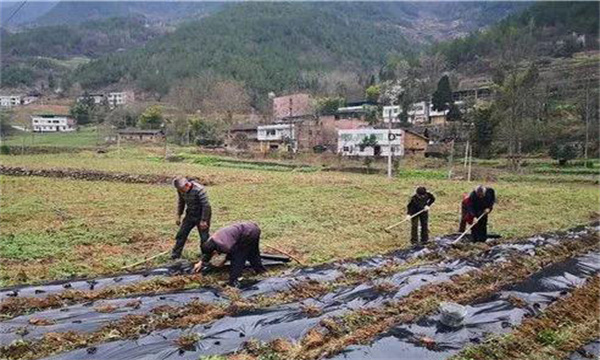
xmin=2 ymin=127 xmax=101 ymax=148
xmin=0 ymin=150 xmax=598 ymax=286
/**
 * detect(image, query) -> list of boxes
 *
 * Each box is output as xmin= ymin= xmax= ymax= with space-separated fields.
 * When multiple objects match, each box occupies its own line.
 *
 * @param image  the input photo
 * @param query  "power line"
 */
xmin=4 ymin=0 xmax=27 ymax=25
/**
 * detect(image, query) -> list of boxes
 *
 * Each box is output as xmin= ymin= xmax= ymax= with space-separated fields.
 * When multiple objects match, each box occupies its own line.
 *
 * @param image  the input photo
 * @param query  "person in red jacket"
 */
xmin=458 ymin=192 xmax=474 ymax=233
xmin=193 ymin=222 xmax=267 ymax=287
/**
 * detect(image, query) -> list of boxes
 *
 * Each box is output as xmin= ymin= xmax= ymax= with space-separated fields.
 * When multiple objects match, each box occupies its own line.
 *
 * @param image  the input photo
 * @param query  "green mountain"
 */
xmin=71 ymin=2 xmax=415 ymax=104
xmin=433 ymin=1 xmax=599 ymax=68
xmin=1 ymin=2 xmax=528 ymax=103
xmin=2 ymin=16 xmax=162 ymax=59
xmin=32 ymin=1 xmax=223 ymax=27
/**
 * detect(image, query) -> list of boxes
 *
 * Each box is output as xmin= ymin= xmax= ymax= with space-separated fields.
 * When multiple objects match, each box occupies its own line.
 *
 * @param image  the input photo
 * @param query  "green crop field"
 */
xmin=0 ymin=150 xmax=598 ymax=286
xmin=2 ymin=127 xmax=101 ymax=148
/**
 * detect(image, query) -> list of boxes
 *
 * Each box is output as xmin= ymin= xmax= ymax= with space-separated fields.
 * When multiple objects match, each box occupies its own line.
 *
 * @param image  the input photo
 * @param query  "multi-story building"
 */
xmin=257 ymin=123 xmax=296 ymax=152
xmin=107 ymin=91 xmax=135 ymax=106
xmin=0 ymin=95 xmax=22 ymax=107
xmin=78 ymin=91 xmax=135 ymax=107
xmin=382 ymin=101 xmax=448 ymax=124
xmin=31 ymin=114 xmax=76 ymax=132
xmin=337 ymin=129 xmax=405 ymax=157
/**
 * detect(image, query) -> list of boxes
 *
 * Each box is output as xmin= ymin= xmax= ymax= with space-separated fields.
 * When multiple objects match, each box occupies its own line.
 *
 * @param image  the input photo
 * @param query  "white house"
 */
xmin=78 ymin=91 xmax=134 ymax=107
xmin=338 ymin=129 xmax=405 ymax=157
xmin=257 ymin=124 xmax=296 ymax=152
xmin=0 ymin=95 xmax=22 ymax=107
xmin=382 ymin=101 xmax=448 ymax=124
xmin=31 ymin=114 xmax=76 ymax=132
xmin=107 ymin=91 xmax=134 ymax=106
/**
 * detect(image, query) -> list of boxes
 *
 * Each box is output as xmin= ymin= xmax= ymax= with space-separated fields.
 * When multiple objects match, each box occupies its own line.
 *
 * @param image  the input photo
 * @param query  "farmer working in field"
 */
xmin=171 ymin=177 xmax=212 ymax=259
xmin=466 ymin=185 xmax=496 ymax=242
xmin=459 ymin=192 xmax=471 ymax=232
xmin=193 ymin=221 xmax=267 ymax=287
xmin=406 ymin=186 xmax=436 ymax=246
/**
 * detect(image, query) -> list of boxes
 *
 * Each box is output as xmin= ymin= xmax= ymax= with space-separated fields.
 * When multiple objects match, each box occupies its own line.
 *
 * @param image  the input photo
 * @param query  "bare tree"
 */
xmin=494 ymin=63 xmax=540 ymax=171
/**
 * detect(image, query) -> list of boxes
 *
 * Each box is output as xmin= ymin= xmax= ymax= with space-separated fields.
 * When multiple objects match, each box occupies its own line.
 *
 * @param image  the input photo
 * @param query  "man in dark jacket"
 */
xmin=406 ymin=186 xmax=436 ymax=245
xmin=193 ymin=221 xmax=266 ymax=287
xmin=171 ymin=177 xmax=212 ymax=259
xmin=466 ymin=185 xmax=495 ymax=242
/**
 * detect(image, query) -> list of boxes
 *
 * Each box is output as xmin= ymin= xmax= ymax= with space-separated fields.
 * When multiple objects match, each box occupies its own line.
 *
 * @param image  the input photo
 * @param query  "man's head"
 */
xmin=173 ymin=177 xmax=192 ymax=193
xmin=416 ymin=186 xmax=427 ymax=196
xmin=475 ymin=185 xmax=486 ymax=198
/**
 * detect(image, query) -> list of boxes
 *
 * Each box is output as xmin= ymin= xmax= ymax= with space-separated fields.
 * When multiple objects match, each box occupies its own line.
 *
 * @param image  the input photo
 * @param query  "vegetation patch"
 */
xmin=453 ymin=276 xmax=600 ymax=360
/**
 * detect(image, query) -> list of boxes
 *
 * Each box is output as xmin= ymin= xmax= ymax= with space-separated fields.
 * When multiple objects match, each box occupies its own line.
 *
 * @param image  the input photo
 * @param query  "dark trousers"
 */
xmin=171 ymin=216 xmax=210 ymax=259
xmin=471 ymin=215 xmax=488 ymax=242
xmin=228 ymin=232 xmax=265 ymax=285
xmin=410 ymin=212 xmax=429 ymax=244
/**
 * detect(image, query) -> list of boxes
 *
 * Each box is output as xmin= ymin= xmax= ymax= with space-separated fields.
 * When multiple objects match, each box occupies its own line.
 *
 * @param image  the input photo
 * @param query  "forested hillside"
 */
xmin=32 ymin=1 xmax=223 ymax=26
xmin=1 ymin=2 xmax=527 ymax=102
xmin=433 ymin=1 xmax=599 ymax=68
xmin=71 ymin=2 xmax=415 ymax=105
xmin=2 ymin=16 xmax=163 ymax=59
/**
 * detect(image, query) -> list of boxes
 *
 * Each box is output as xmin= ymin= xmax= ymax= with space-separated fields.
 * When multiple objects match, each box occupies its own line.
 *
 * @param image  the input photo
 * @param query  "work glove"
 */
xmin=228 ymin=279 xmax=241 ymax=288
xmin=424 ymin=205 xmax=430 ymax=211
xmin=405 ymin=215 xmax=412 ymax=221
xmin=484 ymin=208 xmax=491 ymax=214
xmin=175 ymin=217 xmax=181 ymax=226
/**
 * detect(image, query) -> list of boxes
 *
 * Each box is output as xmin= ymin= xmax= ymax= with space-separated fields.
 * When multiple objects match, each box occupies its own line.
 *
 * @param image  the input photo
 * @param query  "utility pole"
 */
xmin=387 ymin=101 xmax=394 ymax=179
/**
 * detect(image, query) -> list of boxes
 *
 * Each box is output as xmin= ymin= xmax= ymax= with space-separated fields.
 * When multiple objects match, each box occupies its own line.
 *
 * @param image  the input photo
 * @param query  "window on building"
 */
xmin=343 ymin=146 xmax=350 ymax=152
xmin=266 ymin=129 xmax=276 ymax=136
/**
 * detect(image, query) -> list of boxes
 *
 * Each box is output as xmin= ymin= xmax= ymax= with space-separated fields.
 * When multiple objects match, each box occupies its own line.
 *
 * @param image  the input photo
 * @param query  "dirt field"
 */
xmin=0 ymin=150 xmax=598 ymax=286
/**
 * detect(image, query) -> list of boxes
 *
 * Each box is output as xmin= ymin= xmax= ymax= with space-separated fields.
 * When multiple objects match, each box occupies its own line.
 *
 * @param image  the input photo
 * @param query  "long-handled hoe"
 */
xmin=121 ymin=249 xmax=171 ymax=270
xmin=384 ymin=205 xmax=432 ymax=233
xmin=451 ymin=212 xmax=488 ymax=245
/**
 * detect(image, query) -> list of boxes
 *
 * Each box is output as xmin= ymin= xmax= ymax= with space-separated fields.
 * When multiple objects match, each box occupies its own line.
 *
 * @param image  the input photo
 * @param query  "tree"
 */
xmin=359 ymin=134 xmax=378 ymax=152
xmin=316 ymin=97 xmax=345 ymax=116
xmin=470 ymin=106 xmax=497 ymax=158
xmin=363 ymin=105 xmax=379 ymax=125
xmin=189 ymin=116 xmax=224 ymax=146
xmin=494 ymin=63 xmax=540 ymax=171
xmin=69 ymin=93 xmax=95 ymax=125
xmin=549 ymin=143 xmax=577 ymax=166
xmin=137 ymin=105 xmax=164 ymax=130
xmin=48 ymin=73 xmax=56 ymax=90
xmin=365 ymin=85 xmax=380 ymax=103
xmin=447 ymin=103 xmax=462 ymax=122
xmin=431 ymin=75 xmax=453 ymax=112
xmin=0 ymin=110 xmax=15 ymax=139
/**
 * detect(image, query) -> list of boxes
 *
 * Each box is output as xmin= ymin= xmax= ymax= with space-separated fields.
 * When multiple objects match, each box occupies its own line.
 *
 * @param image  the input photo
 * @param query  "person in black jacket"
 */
xmin=406 ymin=186 xmax=436 ymax=245
xmin=171 ymin=177 xmax=212 ymax=259
xmin=193 ymin=222 xmax=266 ymax=287
xmin=466 ymin=185 xmax=495 ymax=242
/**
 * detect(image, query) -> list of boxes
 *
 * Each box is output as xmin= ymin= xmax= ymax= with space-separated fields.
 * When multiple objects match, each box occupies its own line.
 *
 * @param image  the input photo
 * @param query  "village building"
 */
xmin=31 ymin=114 xmax=76 ymax=132
xmin=227 ymin=123 xmax=261 ymax=151
xmin=404 ymin=130 xmax=429 ymax=156
xmin=78 ymin=91 xmax=135 ymax=107
xmin=107 ymin=91 xmax=135 ymax=106
xmin=337 ymin=129 xmax=405 ymax=157
xmin=257 ymin=123 xmax=295 ymax=152
xmin=117 ymin=128 xmax=164 ymax=142
xmin=0 ymin=94 xmax=38 ymax=107
xmin=272 ymin=93 xmax=313 ymax=120
xmin=382 ymin=102 xmax=448 ymax=124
